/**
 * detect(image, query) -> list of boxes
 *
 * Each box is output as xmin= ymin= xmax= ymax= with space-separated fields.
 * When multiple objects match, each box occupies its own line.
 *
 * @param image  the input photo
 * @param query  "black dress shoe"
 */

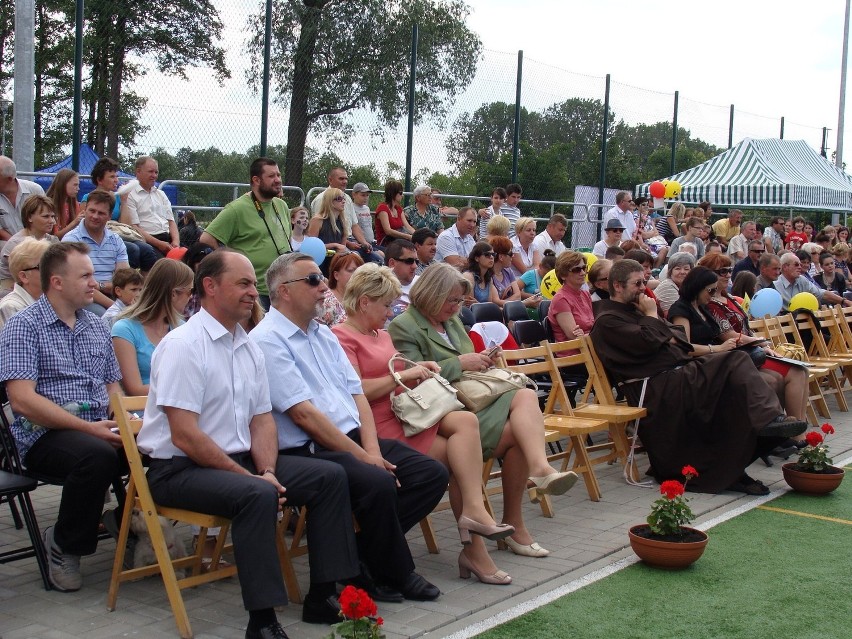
xmin=397 ymin=572 xmax=440 ymax=601
xmin=759 ymin=416 xmax=807 ymax=438
xmin=245 ymin=622 xmax=289 ymax=639
xmin=341 ymin=572 xmax=404 ymax=603
xmin=302 ymin=594 xmax=342 ymax=625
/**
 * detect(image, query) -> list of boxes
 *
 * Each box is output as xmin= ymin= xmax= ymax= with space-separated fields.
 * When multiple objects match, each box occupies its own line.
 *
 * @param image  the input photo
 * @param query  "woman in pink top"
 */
xmin=547 ymin=251 xmax=594 ymax=344
xmin=333 ymin=263 xmax=515 ymax=585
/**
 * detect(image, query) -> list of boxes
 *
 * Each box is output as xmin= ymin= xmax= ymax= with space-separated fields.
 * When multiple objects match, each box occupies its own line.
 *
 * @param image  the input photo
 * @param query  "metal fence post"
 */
xmin=259 ymin=0 xmax=273 ymax=157
xmin=512 ymin=50 xmax=523 ymax=183
xmin=404 ymin=24 xmax=418 ymax=207
xmin=597 ymin=74 xmax=611 ymax=214
xmin=71 ymin=0 xmax=84 ymax=171
xmin=728 ymin=104 xmax=734 ymax=149
xmin=670 ymin=90 xmax=678 ymax=175
xmin=780 ymin=116 xmax=785 ymax=139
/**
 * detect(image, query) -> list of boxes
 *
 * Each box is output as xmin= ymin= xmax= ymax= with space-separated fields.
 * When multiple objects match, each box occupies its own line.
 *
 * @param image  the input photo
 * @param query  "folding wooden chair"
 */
xmin=499 ymin=343 xmax=611 ymax=503
xmin=803 ymin=308 xmax=852 ymax=387
xmin=750 ymin=316 xmax=831 ymax=424
xmin=107 ymin=394 xmax=301 ymax=639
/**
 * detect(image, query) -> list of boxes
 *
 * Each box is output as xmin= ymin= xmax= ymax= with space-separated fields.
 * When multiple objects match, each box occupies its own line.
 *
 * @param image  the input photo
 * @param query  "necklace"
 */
xmin=344 ymin=319 xmax=377 ymax=338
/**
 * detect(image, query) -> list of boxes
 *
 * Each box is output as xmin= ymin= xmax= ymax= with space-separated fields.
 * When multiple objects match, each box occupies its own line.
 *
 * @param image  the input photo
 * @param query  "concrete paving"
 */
xmin=3 ymin=410 xmax=851 ymax=639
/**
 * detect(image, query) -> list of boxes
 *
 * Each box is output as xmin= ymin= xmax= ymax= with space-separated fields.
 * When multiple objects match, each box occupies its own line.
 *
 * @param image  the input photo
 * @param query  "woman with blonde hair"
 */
xmin=485 ymin=214 xmax=511 ymax=244
xmin=308 ymin=187 xmax=351 ymax=254
xmin=656 ymin=202 xmax=683 ymax=244
xmin=511 ymin=217 xmax=541 ymax=273
xmin=333 ymin=263 xmax=515 ymax=585
xmin=111 ymin=259 xmax=194 ymax=396
xmin=0 ymin=238 xmax=51 ymax=328
xmin=389 ymin=263 xmax=579 ymax=565
xmin=831 ymin=242 xmax=850 ymax=278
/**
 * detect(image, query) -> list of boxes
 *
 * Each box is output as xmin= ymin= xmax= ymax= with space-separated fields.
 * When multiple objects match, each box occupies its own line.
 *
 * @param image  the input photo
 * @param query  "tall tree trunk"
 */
xmin=284 ymin=2 xmax=325 ymax=188
xmin=105 ymin=14 xmax=126 ymax=159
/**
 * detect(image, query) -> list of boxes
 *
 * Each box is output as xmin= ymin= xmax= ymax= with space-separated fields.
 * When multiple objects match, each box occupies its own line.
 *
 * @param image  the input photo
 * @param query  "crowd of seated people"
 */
xmin=1 ymin=158 xmax=846 ymax=636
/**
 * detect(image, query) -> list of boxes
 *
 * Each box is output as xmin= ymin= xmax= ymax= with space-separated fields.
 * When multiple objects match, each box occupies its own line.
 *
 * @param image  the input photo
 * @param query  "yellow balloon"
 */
xmin=789 ymin=292 xmax=819 ymax=312
xmin=664 ymin=180 xmax=682 ymax=199
xmin=540 ymin=269 xmax=562 ymax=299
xmin=583 ymin=252 xmax=597 ymax=283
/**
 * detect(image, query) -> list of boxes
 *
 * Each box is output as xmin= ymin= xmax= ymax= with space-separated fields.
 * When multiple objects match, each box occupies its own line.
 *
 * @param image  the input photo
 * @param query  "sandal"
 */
xmin=728 ymin=475 xmax=769 ymax=496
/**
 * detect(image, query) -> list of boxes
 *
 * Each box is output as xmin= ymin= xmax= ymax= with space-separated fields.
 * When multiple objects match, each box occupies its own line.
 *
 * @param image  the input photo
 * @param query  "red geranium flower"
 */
xmin=681 ymin=465 xmax=699 ymax=479
xmin=805 ymin=431 xmax=824 ymax=447
xmin=338 ymin=585 xmax=377 ymax=620
xmin=660 ymin=480 xmax=685 ymax=500
xmin=377 ymin=617 xmax=384 ymax=626
xmin=821 ymin=423 xmax=835 ymax=435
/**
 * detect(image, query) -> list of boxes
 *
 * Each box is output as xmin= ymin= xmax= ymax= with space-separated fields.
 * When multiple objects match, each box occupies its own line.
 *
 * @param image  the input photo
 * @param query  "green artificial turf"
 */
xmin=477 ymin=479 xmax=851 ymax=639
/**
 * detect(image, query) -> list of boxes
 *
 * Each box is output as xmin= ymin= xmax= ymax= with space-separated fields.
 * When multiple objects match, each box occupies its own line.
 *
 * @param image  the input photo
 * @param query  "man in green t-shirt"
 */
xmin=199 ymin=158 xmax=291 ymax=308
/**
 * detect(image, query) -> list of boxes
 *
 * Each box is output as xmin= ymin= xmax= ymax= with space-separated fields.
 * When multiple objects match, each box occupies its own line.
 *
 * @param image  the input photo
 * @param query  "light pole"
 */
xmin=0 ymin=99 xmax=9 ymax=156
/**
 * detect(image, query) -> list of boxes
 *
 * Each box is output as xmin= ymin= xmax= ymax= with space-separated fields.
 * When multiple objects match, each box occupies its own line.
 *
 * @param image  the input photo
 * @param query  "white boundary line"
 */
xmin=443 ymin=453 xmax=852 ymax=639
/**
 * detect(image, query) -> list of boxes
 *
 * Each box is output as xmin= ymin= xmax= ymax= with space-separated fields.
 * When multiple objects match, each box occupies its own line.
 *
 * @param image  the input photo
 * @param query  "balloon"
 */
xmin=583 ymin=252 xmax=597 ymax=283
xmin=664 ymin=180 xmax=682 ymax=199
xmin=649 ymin=181 xmax=666 ymax=198
xmin=748 ymin=287 xmax=783 ymax=318
xmin=789 ymin=292 xmax=819 ymax=312
xmin=540 ymin=269 xmax=562 ymax=299
xmin=299 ymin=237 xmax=327 ymax=265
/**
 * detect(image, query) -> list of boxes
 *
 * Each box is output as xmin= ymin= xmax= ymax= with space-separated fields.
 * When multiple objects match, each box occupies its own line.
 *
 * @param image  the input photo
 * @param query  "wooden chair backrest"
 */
xmin=831 ymin=305 xmax=852 ymax=351
xmin=576 ymin=336 xmax=620 ymax=406
xmin=538 ymin=339 xmax=585 ymax=416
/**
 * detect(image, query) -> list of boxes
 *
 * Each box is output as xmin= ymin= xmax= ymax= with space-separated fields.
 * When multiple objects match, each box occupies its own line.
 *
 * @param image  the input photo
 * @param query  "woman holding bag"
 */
xmin=332 ymin=264 xmax=515 ymax=585
xmin=388 ymin=263 xmax=579 ymax=560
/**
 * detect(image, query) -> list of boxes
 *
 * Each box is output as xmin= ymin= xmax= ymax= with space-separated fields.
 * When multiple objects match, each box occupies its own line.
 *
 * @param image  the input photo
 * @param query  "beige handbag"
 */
xmin=107 ymin=220 xmax=145 ymax=243
xmin=388 ymin=354 xmax=464 ymax=437
xmin=451 ymin=368 xmax=536 ymax=413
xmin=774 ymin=343 xmax=806 ymax=360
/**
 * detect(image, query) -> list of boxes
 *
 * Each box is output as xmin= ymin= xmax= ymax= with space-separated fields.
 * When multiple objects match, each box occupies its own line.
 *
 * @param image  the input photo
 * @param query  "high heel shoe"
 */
xmin=457 ymin=516 xmax=515 ymax=545
xmin=504 ymin=536 xmax=550 ymax=557
xmin=458 ymin=552 xmax=512 ymax=585
xmin=528 ymin=471 xmax=579 ymax=500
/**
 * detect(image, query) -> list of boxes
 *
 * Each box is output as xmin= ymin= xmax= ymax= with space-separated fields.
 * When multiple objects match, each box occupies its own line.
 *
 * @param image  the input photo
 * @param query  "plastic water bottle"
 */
xmin=62 ymin=401 xmax=91 ymax=415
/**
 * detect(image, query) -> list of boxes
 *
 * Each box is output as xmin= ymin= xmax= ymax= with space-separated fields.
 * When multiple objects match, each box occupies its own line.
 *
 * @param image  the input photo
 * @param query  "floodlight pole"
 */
xmin=837 ymin=0 xmax=850 ymax=168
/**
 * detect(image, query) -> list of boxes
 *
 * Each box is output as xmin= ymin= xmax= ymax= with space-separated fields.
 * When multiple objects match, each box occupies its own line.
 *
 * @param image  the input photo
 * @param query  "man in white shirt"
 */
xmin=436 ymin=206 xmax=477 ymax=268
xmin=119 ymin=156 xmax=178 ymax=257
xmin=601 ymin=191 xmax=636 ymax=240
xmin=531 ymin=213 xmax=568 ymax=256
xmin=726 ymin=220 xmax=757 ymax=263
xmin=138 ymin=250 xmax=359 ymax=635
xmin=0 ymin=156 xmax=46 ymax=244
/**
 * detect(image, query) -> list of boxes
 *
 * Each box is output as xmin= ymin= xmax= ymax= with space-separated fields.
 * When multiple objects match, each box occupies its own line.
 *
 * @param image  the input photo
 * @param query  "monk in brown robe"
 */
xmin=590 ymin=259 xmax=807 ymax=494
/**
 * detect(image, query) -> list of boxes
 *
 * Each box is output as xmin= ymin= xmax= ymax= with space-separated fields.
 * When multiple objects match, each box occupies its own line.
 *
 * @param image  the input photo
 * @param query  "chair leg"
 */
xmin=18 ymin=493 xmax=51 ymax=591
xmin=107 ymin=477 xmax=138 ymax=611
xmin=143 ymin=508 xmax=193 ymax=639
xmin=4 ymin=494 xmax=24 ymax=529
xmin=275 ymin=519 xmax=303 ymax=604
xmin=570 ymin=436 xmax=602 ymax=502
xmin=810 ymin=379 xmax=831 ymax=417
xmin=419 ymin=516 xmax=440 ymax=554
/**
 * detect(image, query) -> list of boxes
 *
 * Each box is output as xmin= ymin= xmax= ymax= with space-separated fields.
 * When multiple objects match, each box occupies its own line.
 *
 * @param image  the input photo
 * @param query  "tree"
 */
xmin=84 ymin=0 xmax=229 ymax=158
xmin=446 ymin=102 xmax=535 ymax=173
xmin=245 ymin=0 xmax=482 ymax=188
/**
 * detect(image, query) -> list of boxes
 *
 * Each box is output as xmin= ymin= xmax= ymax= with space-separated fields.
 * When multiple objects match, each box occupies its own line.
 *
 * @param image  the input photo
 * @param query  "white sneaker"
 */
xmin=43 ymin=526 xmax=82 ymax=592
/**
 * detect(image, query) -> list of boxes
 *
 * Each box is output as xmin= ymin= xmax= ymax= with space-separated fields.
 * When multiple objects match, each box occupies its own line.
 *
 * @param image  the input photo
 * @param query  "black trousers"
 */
xmin=25 ymin=429 xmax=125 ymax=556
xmin=284 ymin=429 xmax=449 ymax=587
xmin=147 ymin=452 xmax=359 ymax=611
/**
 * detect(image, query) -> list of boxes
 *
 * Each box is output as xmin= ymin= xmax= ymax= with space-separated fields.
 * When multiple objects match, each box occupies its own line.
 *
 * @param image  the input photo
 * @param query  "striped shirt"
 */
xmin=0 ymin=295 xmax=120 ymax=459
xmin=62 ymin=224 xmax=128 ymax=281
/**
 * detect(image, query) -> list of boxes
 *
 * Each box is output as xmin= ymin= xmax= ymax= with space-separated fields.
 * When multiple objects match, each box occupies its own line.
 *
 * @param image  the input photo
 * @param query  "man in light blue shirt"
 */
xmin=774 ymin=252 xmax=849 ymax=311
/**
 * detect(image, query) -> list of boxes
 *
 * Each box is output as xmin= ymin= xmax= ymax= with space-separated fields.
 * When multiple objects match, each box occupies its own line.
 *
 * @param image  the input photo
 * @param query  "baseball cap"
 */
xmin=352 ymin=183 xmax=371 ymax=193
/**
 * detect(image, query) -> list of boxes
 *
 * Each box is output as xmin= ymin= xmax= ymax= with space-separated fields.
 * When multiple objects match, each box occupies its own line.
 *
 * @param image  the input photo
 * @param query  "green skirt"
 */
xmin=475 ymin=390 xmax=518 ymax=460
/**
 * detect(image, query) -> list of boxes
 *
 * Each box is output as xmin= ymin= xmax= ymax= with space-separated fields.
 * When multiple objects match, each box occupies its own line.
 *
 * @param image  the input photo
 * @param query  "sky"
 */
xmin=132 ymin=0 xmax=852 ymax=176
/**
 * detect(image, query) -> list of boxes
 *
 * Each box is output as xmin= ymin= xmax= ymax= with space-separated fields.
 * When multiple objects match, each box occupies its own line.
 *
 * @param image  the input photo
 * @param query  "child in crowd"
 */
xmin=102 ymin=268 xmax=143 ymax=326
xmin=519 ymin=250 xmax=556 ymax=296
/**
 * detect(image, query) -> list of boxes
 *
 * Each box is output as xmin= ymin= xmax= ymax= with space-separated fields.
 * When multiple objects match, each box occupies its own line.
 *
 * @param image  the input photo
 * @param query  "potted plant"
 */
xmin=782 ymin=423 xmax=845 ymax=495
xmin=325 ymin=585 xmax=385 ymax=639
xmin=628 ymin=465 xmax=709 ymax=569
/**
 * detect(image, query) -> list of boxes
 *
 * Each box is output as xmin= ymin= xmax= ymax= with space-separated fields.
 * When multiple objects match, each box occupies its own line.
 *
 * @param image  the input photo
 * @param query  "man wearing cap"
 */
xmin=351 ymin=183 xmax=384 ymax=259
xmin=601 ymin=191 xmax=636 ymax=241
xmin=311 ymin=168 xmax=379 ymax=264
xmin=62 ymin=189 xmax=129 ymax=316
xmin=592 ymin=219 xmax=625 ymax=258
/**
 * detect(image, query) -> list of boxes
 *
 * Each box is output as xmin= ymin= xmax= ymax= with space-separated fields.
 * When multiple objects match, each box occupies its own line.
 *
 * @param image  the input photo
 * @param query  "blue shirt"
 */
xmin=249 ymin=306 xmax=363 ymax=449
xmin=519 ymin=269 xmax=541 ymax=295
xmin=62 ymin=223 xmax=128 ymax=281
xmin=111 ymin=318 xmax=154 ymax=384
xmin=0 ymin=295 xmax=120 ymax=459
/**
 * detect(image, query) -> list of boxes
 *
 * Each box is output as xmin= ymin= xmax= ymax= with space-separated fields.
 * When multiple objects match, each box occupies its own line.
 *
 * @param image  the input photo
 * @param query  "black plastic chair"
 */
xmin=502 ymin=300 xmax=529 ymax=325
xmin=458 ymin=305 xmax=475 ymax=329
xmin=538 ymin=299 xmax=551 ymax=323
xmin=0 ymin=385 xmax=51 ymax=589
xmin=542 ymin=316 xmax=555 ymax=342
xmin=471 ymin=302 xmax=503 ymax=324
xmin=512 ymin=319 xmax=547 ymax=347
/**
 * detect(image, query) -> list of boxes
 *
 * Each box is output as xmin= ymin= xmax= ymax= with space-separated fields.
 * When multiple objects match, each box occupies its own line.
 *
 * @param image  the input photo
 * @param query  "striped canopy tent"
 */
xmin=635 ymin=138 xmax=852 ymax=212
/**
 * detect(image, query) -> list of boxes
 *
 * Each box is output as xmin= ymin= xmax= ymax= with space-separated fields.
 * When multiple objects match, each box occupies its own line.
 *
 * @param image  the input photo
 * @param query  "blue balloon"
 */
xmin=749 ymin=287 xmax=783 ymax=318
xmin=299 ymin=237 xmax=327 ymax=265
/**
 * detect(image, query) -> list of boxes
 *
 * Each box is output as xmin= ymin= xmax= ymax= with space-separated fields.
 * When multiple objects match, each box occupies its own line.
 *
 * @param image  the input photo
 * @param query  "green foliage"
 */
xmin=244 ymin=0 xmax=482 ymax=186
xmin=646 ymin=496 xmax=695 ymax=537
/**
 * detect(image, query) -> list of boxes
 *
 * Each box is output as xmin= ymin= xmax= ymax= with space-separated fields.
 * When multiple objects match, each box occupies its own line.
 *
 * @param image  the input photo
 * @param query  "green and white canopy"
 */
xmin=636 ymin=138 xmax=852 ymax=211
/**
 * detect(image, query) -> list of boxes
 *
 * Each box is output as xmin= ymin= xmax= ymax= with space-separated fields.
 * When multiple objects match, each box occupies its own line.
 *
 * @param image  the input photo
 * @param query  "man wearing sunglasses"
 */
xmin=732 ymin=239 xmax=764 ymax=278
xmin=251 ymin=253 xmax=448 ymax=608
xmin=385 ymin=239 xmax=418 ymax=320
xmin=591 ymin=258 xmax=806 ymax=496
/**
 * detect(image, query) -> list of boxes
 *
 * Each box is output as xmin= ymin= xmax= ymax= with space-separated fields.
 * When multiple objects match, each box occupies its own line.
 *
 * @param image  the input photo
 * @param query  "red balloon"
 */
xmin=649 ymin=181 xmax=666 ymax=198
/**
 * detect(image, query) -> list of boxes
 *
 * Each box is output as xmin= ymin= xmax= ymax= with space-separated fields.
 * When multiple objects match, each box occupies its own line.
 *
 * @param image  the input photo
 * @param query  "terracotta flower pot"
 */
xmin=628 ymin=525 xmax=708 ymax=569
xmin=781 ymin=463 xmax=845 ymax=495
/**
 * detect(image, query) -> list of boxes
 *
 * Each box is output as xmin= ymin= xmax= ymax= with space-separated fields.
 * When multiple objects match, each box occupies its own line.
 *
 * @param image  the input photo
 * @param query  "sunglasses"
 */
xmin=394 ymin=257 xmax=417 ymax=265
xmin=501 ymin=251 xmax=514 ymax=257
xmin=568 ymin=265 xmax=586 ymax=274
xmin=481 ymin=251 xmax=496 ymax=258
xmin=750 ymin=248 xmax=765 ymax=253
xmin=332 ymin=196 xmax=345 ymax=202
xmin=714 ymin=268 xmax=733 ymax=275
xmin=282 ymin=273 xmax=325 ymax=287
xmin=22 ymin=265 xmax=40 ymax=272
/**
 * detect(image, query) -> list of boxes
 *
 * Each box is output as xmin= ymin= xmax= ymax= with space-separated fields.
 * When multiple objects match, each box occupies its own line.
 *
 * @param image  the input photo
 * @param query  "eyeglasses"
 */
xmin=282 ymin=273 xmax=325 ymax=287
xmin=447 ymin=297 xmax=465 ymax=306
xmin=750 ymin=248 xmax=766 ymax=253
xmin=500 ymin=251 xmax=514 ymax=258
xmin=21 ymin=265 xmax=40 ymax=272
xmin=394 ymin=257 xmax=417 ymax=265
xmin=594 ymin=276 xmax=609 ymax=283
xmin=568 ymin=265 xmax=586 ymax=274
xmin=714 ymin=268 xmax=733 ymax=275
xmin=628 ymin=279 xmax=647 ymax=288
xmin=332 ymin=196 xmax=345 ymax=202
